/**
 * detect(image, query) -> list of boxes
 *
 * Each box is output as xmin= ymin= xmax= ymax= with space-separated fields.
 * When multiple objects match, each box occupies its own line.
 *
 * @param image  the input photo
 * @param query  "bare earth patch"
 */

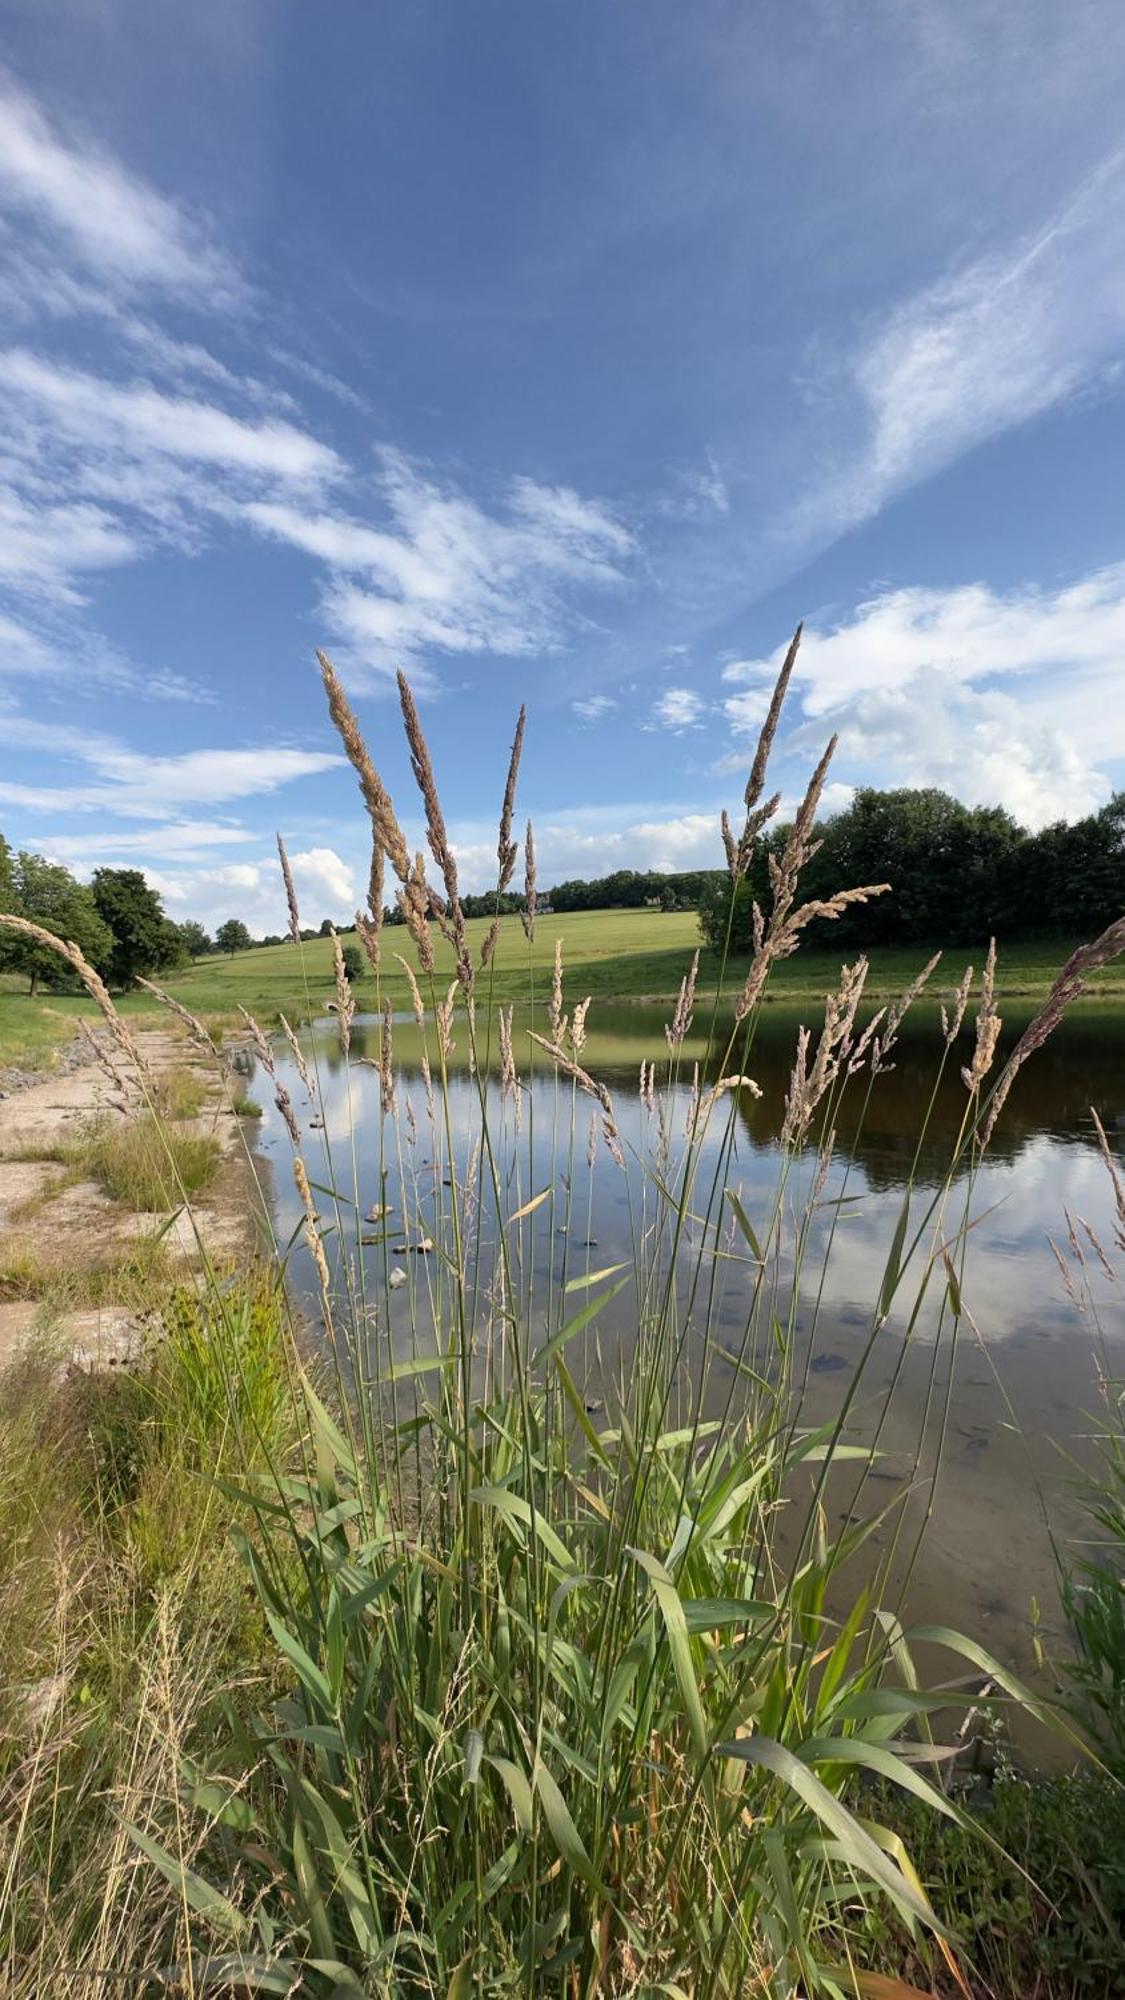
xmin=0 ymin=1025 xmax=263 ymax=1369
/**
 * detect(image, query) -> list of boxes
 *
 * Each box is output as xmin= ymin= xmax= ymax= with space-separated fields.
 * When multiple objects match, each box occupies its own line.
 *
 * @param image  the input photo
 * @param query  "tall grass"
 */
xmin=1 ymin=631 xmax=1121 ymax=1995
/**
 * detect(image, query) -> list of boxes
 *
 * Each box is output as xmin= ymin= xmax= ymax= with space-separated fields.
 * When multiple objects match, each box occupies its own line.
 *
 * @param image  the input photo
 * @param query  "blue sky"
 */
xmin=1 ymin=0 xmax=1124 ymax=934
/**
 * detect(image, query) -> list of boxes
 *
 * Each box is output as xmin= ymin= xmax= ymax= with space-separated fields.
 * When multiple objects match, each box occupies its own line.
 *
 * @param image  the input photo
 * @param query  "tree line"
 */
xmin=698 ymin=787 xmax=1125 ymax=953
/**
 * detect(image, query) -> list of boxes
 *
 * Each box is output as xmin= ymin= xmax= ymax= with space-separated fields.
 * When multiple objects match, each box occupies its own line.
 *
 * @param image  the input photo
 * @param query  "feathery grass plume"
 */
xmin=867 ymin=950 xmax=941 ymax=1073
xmin=942 ymin=963 xmax=974 ymax=1046
xmin=355 ymin=909 xmax=381 ymax=975
xmin=135 ymin=977 xmax=213 ymax=1055
xmin=549 ymin=936 xmax=565 ymax=1041
xmin=278 ymin=1013 xmax=314 ymax=1098
xmin=1091 ymin=1109 xmax=1125 ymax=1253
xmin=666 ymin=948 xmax=700 ymax=1048
xmin=480 ymin=916 xmax=500 ymax=967
xmin=380 ymin=999 xmax=396 ymax=1116
xmin=498 ymin=1004 xmax=517 ymax=1097
xmin=571 ymin=994 xmax=592 ymax=1056
xmin=397 ymin=670 xmax=474 ymax=994
xmin=980 ymin=917 xmax=1125 ymax=1145
xmin=962 ymin=940 xmax=1001 ymax=1096
xmin=394 ymin=951 xmax=426 ymax=1028
xmin=273 ymin=1077 xmax=301 ymax=1147
xmin=731 ymin=735 xmax=889 ymax=1021
xmin=236 ymin=1004 xmax=276 ymax=1076
xmin=317 ymin=649 xmax=411 ymax=883
xmin=76 ymin=1017 xmax=137 ymax=1110
xmin=368 ymin=837 xmax=385 ymax=928
xmin=435 ymin=980 xmax=458 ymax=1061
xmin=781 ymin=959 xmax=868 ymax=1146
xmin=497 ymin=704 xmax=526 ymax=893
xmin=0 ymin=913 xmax=157 ymax=1090
xmin=721 ymin=622 xmax=801 ymax=879
xmin=527 ymin=1029 xmax=624 ymax=1165
xmin=331 ymin=927 xmax=355 ymax=1055
xmin=276 ymin=832 xmax=301 ymax=944
xmin=292 ymin=1152 xmax=331 ymax=1298
xmin=521 ymin=818 xmax=537 ymax=940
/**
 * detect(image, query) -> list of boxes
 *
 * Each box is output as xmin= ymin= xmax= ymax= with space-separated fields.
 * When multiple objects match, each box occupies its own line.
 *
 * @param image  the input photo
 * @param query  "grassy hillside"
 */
xmin=2 ymin=909 xmax=1121 ymax=1069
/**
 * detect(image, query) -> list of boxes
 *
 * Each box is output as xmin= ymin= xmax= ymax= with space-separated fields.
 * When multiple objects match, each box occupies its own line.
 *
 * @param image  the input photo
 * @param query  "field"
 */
xmin=3 ymin=909 xmax=1118 ymax=1071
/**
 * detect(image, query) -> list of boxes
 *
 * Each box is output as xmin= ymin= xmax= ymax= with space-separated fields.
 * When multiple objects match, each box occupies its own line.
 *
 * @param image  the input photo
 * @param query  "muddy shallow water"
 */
xmin=255 ymin=999 xmax=1125 ymax=1744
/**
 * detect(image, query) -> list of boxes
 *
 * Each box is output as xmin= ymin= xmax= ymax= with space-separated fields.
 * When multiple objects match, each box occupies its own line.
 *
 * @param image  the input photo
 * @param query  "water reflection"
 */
xmin=254 ymin=1001 xmax=1125 ymax=1708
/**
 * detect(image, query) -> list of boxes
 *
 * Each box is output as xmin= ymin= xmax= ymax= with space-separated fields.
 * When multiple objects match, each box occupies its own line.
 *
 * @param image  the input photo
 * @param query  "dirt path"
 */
xmin=0 ymin=1025 xmax=266 ymax=1371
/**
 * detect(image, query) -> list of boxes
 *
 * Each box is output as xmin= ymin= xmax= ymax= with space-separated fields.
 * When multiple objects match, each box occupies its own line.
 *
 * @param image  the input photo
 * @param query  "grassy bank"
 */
xmin=5 ymin=919 xmax=1123 ymax=1075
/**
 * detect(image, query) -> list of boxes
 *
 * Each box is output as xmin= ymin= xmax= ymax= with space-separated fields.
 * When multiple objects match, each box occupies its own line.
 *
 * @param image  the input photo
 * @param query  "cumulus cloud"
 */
xmin=724 ymin=567 xmax=1125 ymax=823
xmin=141 ymin=845 xmax=356 ymax=936
xmin=649 ymin=687 xmax=706 ymax=731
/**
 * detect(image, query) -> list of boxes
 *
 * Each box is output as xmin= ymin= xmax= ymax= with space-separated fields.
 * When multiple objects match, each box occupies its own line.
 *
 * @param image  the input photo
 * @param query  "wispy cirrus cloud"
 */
xmin=571 ymin=693 xmax=617 ymax=722
xmin=800 ymin=147 xmax=1125 ymax=539
xmin=0 ymin=73 xmax=241 ymax=304
xmin=246 ymin=448 xmax=635 ymax=684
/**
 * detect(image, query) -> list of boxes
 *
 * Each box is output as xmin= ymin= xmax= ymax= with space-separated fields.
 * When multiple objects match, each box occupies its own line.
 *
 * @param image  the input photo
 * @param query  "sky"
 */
xmin=1 ymin=0 xmax=1124 ymax=936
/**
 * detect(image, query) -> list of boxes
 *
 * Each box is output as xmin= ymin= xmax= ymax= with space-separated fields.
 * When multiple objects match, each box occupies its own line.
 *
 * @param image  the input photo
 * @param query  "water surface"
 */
xmin=255 ymin=999 xmax=1125 ymax=1721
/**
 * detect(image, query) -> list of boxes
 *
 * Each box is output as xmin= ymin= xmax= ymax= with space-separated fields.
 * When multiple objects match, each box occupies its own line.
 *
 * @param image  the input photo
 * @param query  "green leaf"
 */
xmin=264 ymin=1608 xmax=334 ymax=1712
xmin=628 ymin=1547 xmax=708 ymax=1758
xmin=119 ymin=1821 xmax=248 ymax=1940
xmin=799 ymin=1735 xmax=963 ymax=1822
xmin=533 ymin=1278 xmax=629 ymax=1367
xmin=878 ymin=1192 xmax=911 ymax=1322
xmin=534 ymin=1758 xmax=604 ymax=1891
xmin=563 ymin=1260 xmax=628 ymax=1293
xmin=724 ymin=1187 xmax=764 ymax=1261
xmin=716 ymin=1735 xmax=939 ymax=1929
xmin=488 ymin=1753 xmax=534 ymax=1833
xmin=470 ymin=1485 xmax=576 ymax=1572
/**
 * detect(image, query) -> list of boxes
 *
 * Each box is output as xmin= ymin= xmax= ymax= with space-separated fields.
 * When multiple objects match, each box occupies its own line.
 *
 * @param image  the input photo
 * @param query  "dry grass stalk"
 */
xmin=521 ymin=820 xmax=537 ymax=941
xmin=397 ymin=670 xmax=474 ymax=994
xmin=76 ymin=1017 xmax=137 ymax=1102
xmin=331 ymin=927 xmax=355 ymax=1055
xmin=380 ymin=999 xmax=396 ymax=1116
xmin=0 ymin=913 xmax=157 ymax=1090
xmin=135 ymin=976 xmax=213 ymax=1055
xmin=368 ymin=838 xmax=385 ymax=929
xmin=781 ymin=959 xmax=869 ymax=1146
xmin=1092 ymin=1108 xmax=1125 ymax=1254
xmin=721 ymin=623 xmax=801 ymax=880
xmin=273 ymin=1078 xmax=301 ymax=1147
xmin=962 ymin=940 xmax=1001 ymax=1096
xmin=435 ymin=981 xmax=458 ymax=1062
xmin=293 ymin=1153 xmax=331 ymax=1298
xmin=355 ymin=910 xmax=381 ymax=976
xmin=980 ymin=917 xmax=1125 ymax=1145
xmin=237 ymin=1004 xmax=276 ymax=1077
xmin=666 ymin=949 xmax=700 ymax=1049
xmin=942 ymin=965 xmax=974 ymax=1047
xmin=277 ymin=832 xmax=301 ymax=944
xmin=527 ymin=1030 xmax=624 ymax=1166
xmin=549 ymin=938 xmax=565 ymax=1042
xmin=571 ymin=995 xmax=592 ymax=1057
xmin=317 ymin=650 xmax=411 ymax=882
xmin=278 ymin=1013 xmax=315 ymax=1098
xmin=867 ymin=951 xmax=941 ymax=1073
xmin=498 ymin=1004 xmax=517 ymax=1097
xmin=394 ymin=953 xmax=427 ymax=1028
xmin=497 ymin=706 xmax=526 ymax=893
xmin=481 ymin=917 xmax=501 ymax=967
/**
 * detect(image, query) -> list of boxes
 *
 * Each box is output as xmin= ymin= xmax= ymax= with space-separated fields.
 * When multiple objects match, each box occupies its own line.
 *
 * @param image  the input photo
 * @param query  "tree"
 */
xmin=179 ymin=920 xmax=213 ymax=959
xmin=0 ymin=831 xmax=14 ymax=913
xmin=318 ymin=917 xmax=335 ymax=938
xmin=660 ymin=886 xmax=678 ymax=913
xmin=341 ymin=943 xmax=364 ymax=984
xmin=216 ymin=918 xmax=253 ymax=956
xmin=0 ymin=851 xmax=114 ymax=995
xmin=91 ymin=868 xmax=180 ymax=989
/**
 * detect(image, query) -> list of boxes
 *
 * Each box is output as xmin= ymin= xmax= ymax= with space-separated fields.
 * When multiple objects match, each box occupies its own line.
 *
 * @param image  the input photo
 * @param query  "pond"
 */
xmin=253 ymin=996 xmax=1125 ymax=1721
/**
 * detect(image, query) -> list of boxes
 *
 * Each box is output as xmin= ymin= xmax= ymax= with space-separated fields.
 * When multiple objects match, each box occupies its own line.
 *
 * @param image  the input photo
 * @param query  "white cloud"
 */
xmin=141 ymin=845 xmax=356 ymax=936
xmin=803 ymin=147 xmax=1125 ymax=536
xmin=571 ymin=693 xmax=617 ymax=722
xmin=246 ymin=449 xmax=634 ymax=681
xmin=0 ymin=76 xmax=240 ymax=303
xmin=650 ymin=687 xmax=706 ymax=731
xmin=724 ymin=565 xmax=1125 ymax=824
xmin=36 ymin=821 xmax=257 ymax=866
xmin=0 ymin=351 xmax=339 ymax=486
xmin=0 ymin=709 xmax=343 ymax=819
